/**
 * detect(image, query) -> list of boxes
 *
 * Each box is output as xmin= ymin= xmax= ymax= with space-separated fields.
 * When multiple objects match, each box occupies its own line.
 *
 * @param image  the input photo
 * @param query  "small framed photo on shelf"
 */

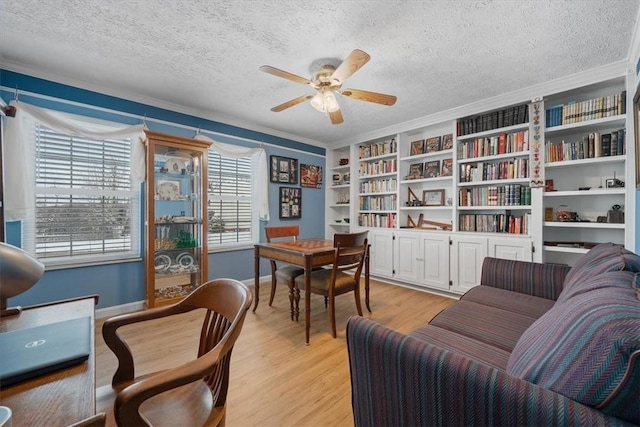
xmin=441 ymin=133 xmax=454 ymax=150
xmin=410 ymin=139 xmax=424 ymax=156
xmin=425 ymin=136 xmax=442 ymax=153
xmin=424 ymin=160 xmax=440 ymax=178
xmin=279 ymin=186 xmax=302 ymax=219
xmin=270 ymin=155 xmax=298 ymax=184
xmin=405 ymin=163 xmax=424 ymax=180
xmin=441 ymin=158 xmax=453 ymax=176
xmin=300 ymin=163 xmax=323 ymax=188
xmin=423 ymin=189 xmax=445 ymax=206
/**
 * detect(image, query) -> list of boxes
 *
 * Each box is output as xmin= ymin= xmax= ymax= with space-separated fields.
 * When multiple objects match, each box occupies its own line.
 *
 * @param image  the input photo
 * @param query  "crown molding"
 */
xmin=333 ymin=60 xmax=631 ymax=147
xmin=1 ymin=60 xmax=326 ymax=149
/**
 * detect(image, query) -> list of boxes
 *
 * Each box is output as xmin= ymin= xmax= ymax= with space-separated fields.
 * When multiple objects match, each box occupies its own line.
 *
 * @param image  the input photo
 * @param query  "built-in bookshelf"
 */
xmin=325 ymin=146 xmax=352 ymax=237
xmin=332 ymin=73 xmax=632 ymax=280
xmin=541 ymin=79 xmax=628 ymax=265
xmin=455 ymin=119 xmax=531 ymax=236
xmin=357 ymin=137 xmax=398 ymax=228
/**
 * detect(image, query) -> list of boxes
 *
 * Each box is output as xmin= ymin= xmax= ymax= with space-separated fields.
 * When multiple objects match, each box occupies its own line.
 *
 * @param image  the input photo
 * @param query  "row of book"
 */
xmin=458 ymin=213 xmax=530 ymax=234
xmin=458 ymin=130 xmax=529 ymax=160
xmin=359 ymin=195 xmax=397 ymax=211
xmin=457 ymin=103 xmax=529 ymax=136
xmin=458 ymin=185 xmax=531 ymax=207
xmin=358 ymin=213 xmax=397 ymax=228
xmin=546 ymin=91 xmax=626 ymax=127
xmin=359 ymin=138 xmax=397 ymax=159
xmin=546 ymin=129 xmax=626 ymax=162
xmin=359 ymin=178 xmax=398 ymax=194
xmin=359 ymin=159 xmax=397 ymax=176
xmin=459 ymin=159 xmax=529 ymax=183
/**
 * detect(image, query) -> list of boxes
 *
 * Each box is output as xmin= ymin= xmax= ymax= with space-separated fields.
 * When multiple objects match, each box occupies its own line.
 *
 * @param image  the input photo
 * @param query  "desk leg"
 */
xmin=253 ymin=246 xmax=260 ymax=312
xmin=365 ymin=244 xmax=371 ymax=313
xmin=305 ymin=256 xmax=312 ymax=345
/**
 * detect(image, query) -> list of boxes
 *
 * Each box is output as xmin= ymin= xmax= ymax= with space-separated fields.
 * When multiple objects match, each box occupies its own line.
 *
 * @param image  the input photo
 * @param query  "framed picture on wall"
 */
xmin=279 ymin=186 xmax=302 ymax=219
xmin=270 ymin=155 xmax=298 ymax=184
xmin=300 ymin=163 xmax=323 ymax=188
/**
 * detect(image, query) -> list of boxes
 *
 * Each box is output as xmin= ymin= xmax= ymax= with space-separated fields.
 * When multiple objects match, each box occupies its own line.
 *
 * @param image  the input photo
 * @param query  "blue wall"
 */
xmin=1 ymin=69 xmax=326 ymax=309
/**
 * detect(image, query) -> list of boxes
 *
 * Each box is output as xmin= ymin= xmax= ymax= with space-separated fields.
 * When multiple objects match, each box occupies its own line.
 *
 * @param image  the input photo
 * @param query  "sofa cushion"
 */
xmin=506 ymin=273 xmax=640 ymax=425
xmin=461 ymin=286 xmax=555 ymax=319
xmin=560 ymin=243 xmax=640 ymax=302
xmin=428 ymin=300 xmax=539 ymax=353
xmin=409 ymin=325 xmax=510 ymax=370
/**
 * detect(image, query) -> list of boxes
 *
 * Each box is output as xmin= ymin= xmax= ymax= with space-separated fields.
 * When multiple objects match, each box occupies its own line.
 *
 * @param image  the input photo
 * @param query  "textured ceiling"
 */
xmin=1 ymin=1 xmax=638 ymax=147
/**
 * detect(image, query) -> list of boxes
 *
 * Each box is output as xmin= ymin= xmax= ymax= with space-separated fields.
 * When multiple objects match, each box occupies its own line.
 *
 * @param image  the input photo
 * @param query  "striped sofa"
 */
xmin=347 ymin=242 xmax=640 ymax=426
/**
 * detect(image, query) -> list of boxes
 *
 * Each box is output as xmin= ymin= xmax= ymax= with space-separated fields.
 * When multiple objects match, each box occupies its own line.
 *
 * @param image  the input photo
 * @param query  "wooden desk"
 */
xmin=0 ymin=296 xmax=97 ymax=427
xmin=254 ymin=238 xmax=370 ymax=344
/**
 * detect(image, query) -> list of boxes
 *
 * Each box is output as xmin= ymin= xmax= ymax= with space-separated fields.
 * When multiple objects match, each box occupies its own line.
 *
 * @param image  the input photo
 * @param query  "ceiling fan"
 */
xmin=259 ymin=49 xmax=397 ymax=125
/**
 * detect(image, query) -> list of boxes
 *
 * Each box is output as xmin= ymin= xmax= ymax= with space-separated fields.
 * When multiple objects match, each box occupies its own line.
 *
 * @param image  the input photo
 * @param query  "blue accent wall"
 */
xmin=1 ymin=69 xmax=326 ymax=309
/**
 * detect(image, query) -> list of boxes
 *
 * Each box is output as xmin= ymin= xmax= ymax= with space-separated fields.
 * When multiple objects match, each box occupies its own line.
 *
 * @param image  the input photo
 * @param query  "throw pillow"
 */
xmin=507 ymin=276 xmax=640 ymax=425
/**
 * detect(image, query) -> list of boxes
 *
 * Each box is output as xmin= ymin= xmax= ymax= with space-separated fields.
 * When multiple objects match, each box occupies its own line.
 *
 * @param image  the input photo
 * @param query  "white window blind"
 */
xmin=207 ymin=152 xmax=252 ymax=247
xmin=31 ymin=124 xmax=139 ymax=261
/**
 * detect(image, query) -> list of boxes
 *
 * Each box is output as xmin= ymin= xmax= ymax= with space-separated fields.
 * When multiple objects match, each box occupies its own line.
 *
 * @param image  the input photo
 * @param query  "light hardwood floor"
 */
xmin=95 ymin=279 xmax=455 ymax=426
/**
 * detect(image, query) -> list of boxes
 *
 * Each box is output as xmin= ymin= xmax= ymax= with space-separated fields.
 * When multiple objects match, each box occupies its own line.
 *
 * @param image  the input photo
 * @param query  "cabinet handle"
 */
xmin=416 ymin=257 xmax=423 ymax=261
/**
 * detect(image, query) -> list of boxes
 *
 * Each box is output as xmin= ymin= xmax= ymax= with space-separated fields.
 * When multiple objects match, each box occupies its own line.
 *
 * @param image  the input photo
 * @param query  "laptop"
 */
xmin=0 ymin=316 xmax=91 ymax=387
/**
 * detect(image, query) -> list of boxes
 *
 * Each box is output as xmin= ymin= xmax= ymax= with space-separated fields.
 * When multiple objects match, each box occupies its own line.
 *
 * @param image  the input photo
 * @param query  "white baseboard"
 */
xmin=95 ymin=276 xmax=268 ymax=319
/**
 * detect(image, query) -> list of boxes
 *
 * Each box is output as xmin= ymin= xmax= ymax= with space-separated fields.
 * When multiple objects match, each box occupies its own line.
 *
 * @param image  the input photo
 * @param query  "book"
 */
xmin=410 ymin=139 xmax=424 ymax=156
xmin=601 ymin=133 xmax=611 ymax=157
xmin=441 ymin=158 xmax=453 ymax=176
xmin=611 ymin=132 xmax=618 ymax=156
xmin=441 ymin=134 xmax=453 ymax=150
xmin=424 ymin=160 xmax=440 ymax=178
xmin=425 ymin=136 xmax=441 ymax=153
xmin=594 ymin=132 xmax=602 ymax=157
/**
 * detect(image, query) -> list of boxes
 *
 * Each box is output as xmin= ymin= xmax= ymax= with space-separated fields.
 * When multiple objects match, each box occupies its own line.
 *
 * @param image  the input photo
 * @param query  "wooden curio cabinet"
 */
xmin=144 ymin=131 xmax=211 ymax=307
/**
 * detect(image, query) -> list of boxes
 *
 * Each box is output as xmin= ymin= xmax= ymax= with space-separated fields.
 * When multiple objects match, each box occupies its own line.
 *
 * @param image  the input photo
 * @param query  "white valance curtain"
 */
xmin=3 ymin=100 xmax=147 ymax=221
xmin=194 ymin=133 xmax=269 ymax=221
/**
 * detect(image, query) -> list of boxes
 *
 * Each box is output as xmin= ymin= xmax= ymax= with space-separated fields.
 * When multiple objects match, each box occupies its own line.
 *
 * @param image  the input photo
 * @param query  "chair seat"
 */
xmin=295 ymin=268 xmax=356 ymax=294
xmin=274 ymin=265 xmax=304 ymax=281
xmin=97 ymin=377 xmax=224 ymax=427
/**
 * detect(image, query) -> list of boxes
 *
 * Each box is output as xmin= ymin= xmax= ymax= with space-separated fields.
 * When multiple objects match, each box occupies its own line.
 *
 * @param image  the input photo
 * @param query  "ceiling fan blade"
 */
xmin=259 ymin=65 xmax=312 ymax=85
xmin=329 ymin=109 xmax=344 ymax=125
xmin=341 ymin=88 xmax=397 ymax=106
xmin=331 ymin=49 xmax=371 ymax=85
xmin=270 ymin=95 xmax=313 ymax=112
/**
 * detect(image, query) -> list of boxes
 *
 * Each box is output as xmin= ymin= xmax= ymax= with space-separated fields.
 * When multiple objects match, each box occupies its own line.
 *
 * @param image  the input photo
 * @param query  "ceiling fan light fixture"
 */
xmin=310 ymin=89 xmax=340 ymax=113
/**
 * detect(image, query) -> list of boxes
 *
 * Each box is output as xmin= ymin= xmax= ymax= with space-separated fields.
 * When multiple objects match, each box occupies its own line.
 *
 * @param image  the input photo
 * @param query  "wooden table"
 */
xmin=254 ymin=238 xmax=370 ymax=344
xmin=0 ymin=296 xmax=97 ymax=427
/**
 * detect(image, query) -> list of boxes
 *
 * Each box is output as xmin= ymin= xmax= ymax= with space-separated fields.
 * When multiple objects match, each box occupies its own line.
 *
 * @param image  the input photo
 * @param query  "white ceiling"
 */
xmin=1 ymin=1 xmax=638 ymax=147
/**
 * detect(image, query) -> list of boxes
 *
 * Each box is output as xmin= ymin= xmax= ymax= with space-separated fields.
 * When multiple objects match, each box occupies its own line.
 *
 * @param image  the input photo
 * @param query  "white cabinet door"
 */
xmin=450 ymin=235 xmax=487 ymax=294
xmin=394 ymin=231 xmax=421 ymax=284
xmin=489 ymin=237 xmax=532 ymax=261
xmin=368 ymin=229 xmax=394 ymax=278
xmin=421 ymin=234 xmax=450 ymax=290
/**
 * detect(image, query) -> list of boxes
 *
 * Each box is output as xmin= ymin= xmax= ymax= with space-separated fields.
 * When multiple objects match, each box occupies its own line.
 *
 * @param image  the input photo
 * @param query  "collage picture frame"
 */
xmin=270 ymin=155 xmax=298 ymax=184
xmin=279 ymin=186 xmax=302 ymax=219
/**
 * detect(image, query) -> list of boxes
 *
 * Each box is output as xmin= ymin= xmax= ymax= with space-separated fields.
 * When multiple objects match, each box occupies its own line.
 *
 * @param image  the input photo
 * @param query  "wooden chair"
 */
xmin=293 ymin=231 xmax=369 ymax=338
xmin=264 ymin=225 xmax=304 ymax=319
xmin=97 ymin=279 xmax=252 ymax=427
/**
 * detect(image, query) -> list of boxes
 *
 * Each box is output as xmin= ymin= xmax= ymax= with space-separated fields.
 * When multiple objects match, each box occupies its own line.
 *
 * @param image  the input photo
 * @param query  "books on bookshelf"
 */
xmin=459 ymin=212 xmax=529 ymax=234
xmin=546 ymin=129 xmax=625 ymax=162
xmin=358 ymin=212 xmax=397 ymax=228
xmin=459 ymin=159 xmax=529 ymax=183
xmin=457 ymin=103 xmax=529 ymax=136
xmin=359 ymin=138 xmax=397 ymax=159
xmin=359 ymin=194 xmax=397 ymax=211
xmin=458 ymin=185 xmax=531 ymax=207
xmin=545 ymin=91 xmax=626 ymax=127
xmin=458 ymin=130 xmax=529 ymax=159
xmin=358 ymin=159 xmax=397 ymax=176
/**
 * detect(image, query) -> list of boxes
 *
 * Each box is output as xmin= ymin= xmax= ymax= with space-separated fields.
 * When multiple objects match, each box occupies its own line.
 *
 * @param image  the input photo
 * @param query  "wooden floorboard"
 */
xmin=95 ymin=279 xmax=456 ymax=426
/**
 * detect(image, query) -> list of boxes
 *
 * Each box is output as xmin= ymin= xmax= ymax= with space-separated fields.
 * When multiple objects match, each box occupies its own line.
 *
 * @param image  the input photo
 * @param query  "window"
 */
xmin=28 ymin=124 xmax=139 ymax=263
xmin=207 ymin=152 xmax=253 ymax=247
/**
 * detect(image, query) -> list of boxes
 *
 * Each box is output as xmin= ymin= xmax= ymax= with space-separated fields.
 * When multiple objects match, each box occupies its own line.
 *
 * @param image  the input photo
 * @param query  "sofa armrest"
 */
xmin=346 ymin=316 xmax=630 ymax=427
xmin=480 ymin=257 xmax=572 ymax=300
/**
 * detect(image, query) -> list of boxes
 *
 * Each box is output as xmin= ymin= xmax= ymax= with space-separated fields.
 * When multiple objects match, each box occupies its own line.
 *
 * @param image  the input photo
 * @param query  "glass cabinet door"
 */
xmin=145 ymin=131 xmax=210 ymax=307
